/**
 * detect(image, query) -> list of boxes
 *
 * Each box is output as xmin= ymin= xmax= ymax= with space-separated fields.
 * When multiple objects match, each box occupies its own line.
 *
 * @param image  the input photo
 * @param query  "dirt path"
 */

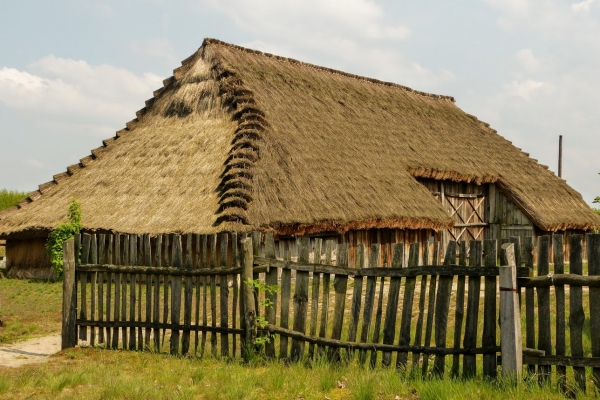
xmin=0 ymin=334 xmax=61 ymax=368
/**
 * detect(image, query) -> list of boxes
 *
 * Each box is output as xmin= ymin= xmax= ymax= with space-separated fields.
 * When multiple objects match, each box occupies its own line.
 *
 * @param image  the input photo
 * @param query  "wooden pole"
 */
xmin=62 ymin=238 xmax=77 ymax=349
xmin=241 ymin=237 xmax=256 ymax=361
xmin=558 ymin=135 xmax=563 ymax=178
xmin=500 ymin=243 xmax=522 ymax=380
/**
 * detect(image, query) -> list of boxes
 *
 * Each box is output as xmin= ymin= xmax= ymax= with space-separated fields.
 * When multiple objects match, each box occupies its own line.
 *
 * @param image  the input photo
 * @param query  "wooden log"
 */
xmin=358 ymin=244 xmax=380 ymax=366
xmin=482 ymin=239 xmax=497 ymax=378
xmin=397 ymin=243 xmax=419 ymax=369
xmin=463 ymin=240 xmax=482 ymax=378
xmin=569 ymin=234 xmax=586 ymax=392
xmin=537 ymin=236 xmax=551 ymax=384
xmin=291 ymin=237 xmax=311 ymax=362
xmin=241 ymin=237 xmax=256 ymax=362
xmin=266 ymin=324 xmax=499 ymax=355
xmin=170 ymin=235 xmax=183 ymax=355
xmin=451 ymin=241 xmax=467 ymax=378
xmin=308 ymin=238 xmax=322 ymax=360
xmin=433 ymin=241 xmax=456 ymax=377
xmin=219 ymin=232 xmax=230 ymax=357
xmin=279 ymin=246 xmax=292 ymax=359
xmin=421 ymin=242 xmax=439 ymax=376
xmin=523 ymin=235 xmax=536 ymax=376
xmin=347 ymin=243 xmax=364 ymax=362
xmin=209 ymin=234 xmax=218 ymax=357
xmin=588 ymin=234 xmax=600 ymax=391
xmin=499 ymin=243 xmax=522 ymax=380
xmin=62 ymin=239 xmax=77 ymax=349
xmin=552 ymin=234 xmax=566 ymax=391
xmin=382 ymin=243 xmax=402 ymax=368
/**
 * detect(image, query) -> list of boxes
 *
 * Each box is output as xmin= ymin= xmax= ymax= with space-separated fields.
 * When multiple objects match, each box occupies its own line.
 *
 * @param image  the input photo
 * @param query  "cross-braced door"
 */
xmin=444 ymin=193 xmax=487 ymax=243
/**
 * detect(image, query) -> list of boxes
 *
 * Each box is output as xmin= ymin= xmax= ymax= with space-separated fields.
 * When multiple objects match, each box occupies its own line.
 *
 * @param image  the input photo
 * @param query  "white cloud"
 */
xmin=504 ymin=79 xmax=547 ymax=101
xmin=572 ymin=0 xmax=594 ymax=13
xmin=515 ymin=49 xmax=541 ymax=73
xmin=0 ymin=57 xmax=162 ymax=124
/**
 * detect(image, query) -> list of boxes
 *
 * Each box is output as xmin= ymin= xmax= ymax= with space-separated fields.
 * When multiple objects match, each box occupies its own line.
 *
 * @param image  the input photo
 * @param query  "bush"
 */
xmin=45 ymin=199 xmax=82 ymax=277
xmin=0 ymin=189 xmax=28 ymax=211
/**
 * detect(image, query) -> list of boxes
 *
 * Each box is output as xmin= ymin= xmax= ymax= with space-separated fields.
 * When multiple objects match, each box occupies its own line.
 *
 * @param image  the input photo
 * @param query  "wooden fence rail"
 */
xmin=61 ymin=231 xmax=600 ymax=392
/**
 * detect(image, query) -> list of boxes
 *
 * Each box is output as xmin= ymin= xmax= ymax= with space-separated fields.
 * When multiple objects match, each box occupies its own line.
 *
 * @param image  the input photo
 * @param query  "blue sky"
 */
xmin=1 ymin=0 xmax=599 ymax=206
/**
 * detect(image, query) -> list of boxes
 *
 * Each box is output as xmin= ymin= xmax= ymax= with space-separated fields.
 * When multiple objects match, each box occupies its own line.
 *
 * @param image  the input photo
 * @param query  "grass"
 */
xmin=0 ymin=274 xmax=597 ymax=399
xmin=0 ymin=276 xmax=63 ymax=343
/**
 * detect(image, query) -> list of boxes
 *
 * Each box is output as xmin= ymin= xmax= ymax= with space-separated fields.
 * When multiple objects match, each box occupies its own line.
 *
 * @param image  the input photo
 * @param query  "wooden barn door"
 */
xmin=443 ymin=193 xmax=486 ymax=242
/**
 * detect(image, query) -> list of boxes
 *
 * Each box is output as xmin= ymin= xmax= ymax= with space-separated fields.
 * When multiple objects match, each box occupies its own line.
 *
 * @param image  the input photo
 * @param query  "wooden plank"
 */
xmin=451 ymin=241 xmax=467 ymax=378
xmin=463 ymin=240 xmax=482 ymax=378
xmin=279 ymin=245 xmax=292 ymax=359
xmin=170 ymin=235 xmax=183 ymax=355
xmin=370 ymin=272 xmax=386 ymax=369
xmin=328 ymin=243 xmax=349 ymax=363
xmin=182 ymin=233 xmax=194 ymax=355
xmin=121 ymin=270 xmax=127 ymax=348
xmin=241 ymin=237 xmax=257 ymax=361
xmin=358 ymin=244 xmax=380 ymax=366
xmin=97 ymin=235 xmax=105 ymax=344
xmin=523 ymin=235 xmax=536 ymax=376
xmin=291 ymin=237 xmax=311 ymax=362
xmin=433 ymin=241 xmax=456 ymax=377
xmin=588 ymin=233 xmax=600 ymax=392
xmin=90 ymin=270 xmax=97 ymax=346
xmin=201 ymin=235 xmax=208 ymax=357
xmin=307 ymin=237 xmax=322 ymax=360
xmin=193 ymin=234 xmax=201 ymax=356
xmin=143 ymin=234 xmax=152 ymax=350
xmin=482 ymin=239 xmax=497 ymax=378
xmin=79 ymin=270 xmax=88 ymax=342
xmin=162 ymin=237 xmax=170 ymax=349
xmin=81 ymin=233 xmax=91 ymax=265
xmin=153 ymin=235 xmax=162 ymax=351
xmin=422 ymin=242 xmax=439 ymax=376
xmin=252 ymin=231 xmax=261 ymax=320
xmin=129 ymin=272 xmax=137 ymax=350
xmin=412 ymin=242 xmax=429 ymax=372
xmin=397 ymin=243 xmax=418 ymax=369
xmin=111 ymin=238 xmax=121 ymax=349
xmin=537 ymin=235 xmax=551 ymax=384
xmin=209 ymin=234 xmax=218 ymax=357
xmin=317 ymin=240 xmax=333 ymax=358
xmin=220 ymin=232 xmax=230 ymax=357
xmin=231 ymin=233 xmax=239 ymax=358
xmin=569 ymin=234 xmax=586 ymax=392
xmin=499 ymin=243 xmax=522 ymax=380
xmin=346 ymin=243 xmax=365 ymax=362
xmin=62 ymin=239 xmax=77 ymax=349
xmin=553 ymin=234 xmax=566 ymax=392
xmin=382 ymin=243 xmax=402 ymax=368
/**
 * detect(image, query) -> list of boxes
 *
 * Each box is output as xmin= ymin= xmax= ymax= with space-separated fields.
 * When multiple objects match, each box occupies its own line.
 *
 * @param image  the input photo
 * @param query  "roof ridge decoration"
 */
xmin=202 ymin=38 xmax=456 ymax=103
xmin=206 ymin=45 xmax=267 ymax=227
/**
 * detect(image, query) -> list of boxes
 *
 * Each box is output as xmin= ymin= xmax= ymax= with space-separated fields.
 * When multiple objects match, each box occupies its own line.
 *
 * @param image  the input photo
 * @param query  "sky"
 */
xmin=0 ymin=0 xmax=598 ymax=207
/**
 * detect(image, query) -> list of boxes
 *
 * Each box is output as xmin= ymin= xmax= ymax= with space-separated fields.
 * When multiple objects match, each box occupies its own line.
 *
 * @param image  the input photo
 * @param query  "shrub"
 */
xmin=45 ymin=199 xmax=82 ymax=277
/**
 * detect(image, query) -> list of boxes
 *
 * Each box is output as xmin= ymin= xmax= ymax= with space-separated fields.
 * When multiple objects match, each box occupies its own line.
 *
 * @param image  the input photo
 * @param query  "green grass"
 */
xmin=0 ymin=277 xmax=63 ymax=343
xmin=0 ymin=189 xmax=28 ymax=212
xmin=0 ymin=347 xmax=579 ymax=399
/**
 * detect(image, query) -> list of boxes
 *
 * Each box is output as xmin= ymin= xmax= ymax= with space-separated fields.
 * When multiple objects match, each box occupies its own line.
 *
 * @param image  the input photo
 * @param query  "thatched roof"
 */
xmin=1 ymin=38 xmax=598 ymax=238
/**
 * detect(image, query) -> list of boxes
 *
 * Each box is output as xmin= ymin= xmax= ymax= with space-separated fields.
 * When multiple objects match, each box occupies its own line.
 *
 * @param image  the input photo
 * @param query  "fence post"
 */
xmin=62 ymin=238 xmax=77 ymax=349
xmin=241 ymin=237 xmax=256 ymax=361
xmin=500 ymin=243 xmax=522 ymax=380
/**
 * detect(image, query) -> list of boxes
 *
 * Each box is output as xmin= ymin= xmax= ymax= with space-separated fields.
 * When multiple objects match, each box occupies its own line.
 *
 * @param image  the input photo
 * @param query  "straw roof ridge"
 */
xmin=202 ymin=38 xmax=456 ymax=103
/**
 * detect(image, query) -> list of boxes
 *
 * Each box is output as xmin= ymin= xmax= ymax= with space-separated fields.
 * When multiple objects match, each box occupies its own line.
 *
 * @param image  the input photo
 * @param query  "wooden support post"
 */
xmin=500 ymin=243 xmax=522 ymax=381
xmin=62 ymin=239 xmax=77 ymax=349
xmin=241 ymin=237 xmax=256 ymax=362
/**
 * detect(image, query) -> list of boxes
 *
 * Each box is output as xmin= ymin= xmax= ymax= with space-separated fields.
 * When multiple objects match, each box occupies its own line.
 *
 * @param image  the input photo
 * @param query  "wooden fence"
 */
xmin=61 ymin=232 xmax=600 ymax=391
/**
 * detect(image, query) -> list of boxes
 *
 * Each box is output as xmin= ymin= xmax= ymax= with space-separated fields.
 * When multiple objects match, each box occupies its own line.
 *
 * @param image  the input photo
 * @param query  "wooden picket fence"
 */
xmin=61 ymin=231 xmax=600 ymax=391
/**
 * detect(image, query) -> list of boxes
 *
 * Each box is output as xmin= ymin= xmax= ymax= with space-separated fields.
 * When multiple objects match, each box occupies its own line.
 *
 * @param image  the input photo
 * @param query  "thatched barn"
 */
xmin=1 ymin=38 xmax=598 ymax=278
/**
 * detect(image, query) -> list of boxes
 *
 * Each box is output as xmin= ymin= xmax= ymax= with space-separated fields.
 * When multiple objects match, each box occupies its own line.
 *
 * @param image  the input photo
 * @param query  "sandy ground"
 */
xmin=0 ymin=335 xmax=61 ymax=368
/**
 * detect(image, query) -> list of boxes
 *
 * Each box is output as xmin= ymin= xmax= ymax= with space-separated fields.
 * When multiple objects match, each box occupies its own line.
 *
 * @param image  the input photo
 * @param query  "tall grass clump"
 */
xmin=0 ymin=189 xmax=28 ymax=211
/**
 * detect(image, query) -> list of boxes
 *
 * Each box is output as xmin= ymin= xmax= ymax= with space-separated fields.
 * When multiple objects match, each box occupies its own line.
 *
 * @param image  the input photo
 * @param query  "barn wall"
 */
xmin=6 ymin=238 xmax=55 ymax=280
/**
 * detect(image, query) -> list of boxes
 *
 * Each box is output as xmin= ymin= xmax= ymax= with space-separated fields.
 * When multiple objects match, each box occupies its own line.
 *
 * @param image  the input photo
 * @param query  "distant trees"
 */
xmin=0 ymin=189 xmax=28 ymax=211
